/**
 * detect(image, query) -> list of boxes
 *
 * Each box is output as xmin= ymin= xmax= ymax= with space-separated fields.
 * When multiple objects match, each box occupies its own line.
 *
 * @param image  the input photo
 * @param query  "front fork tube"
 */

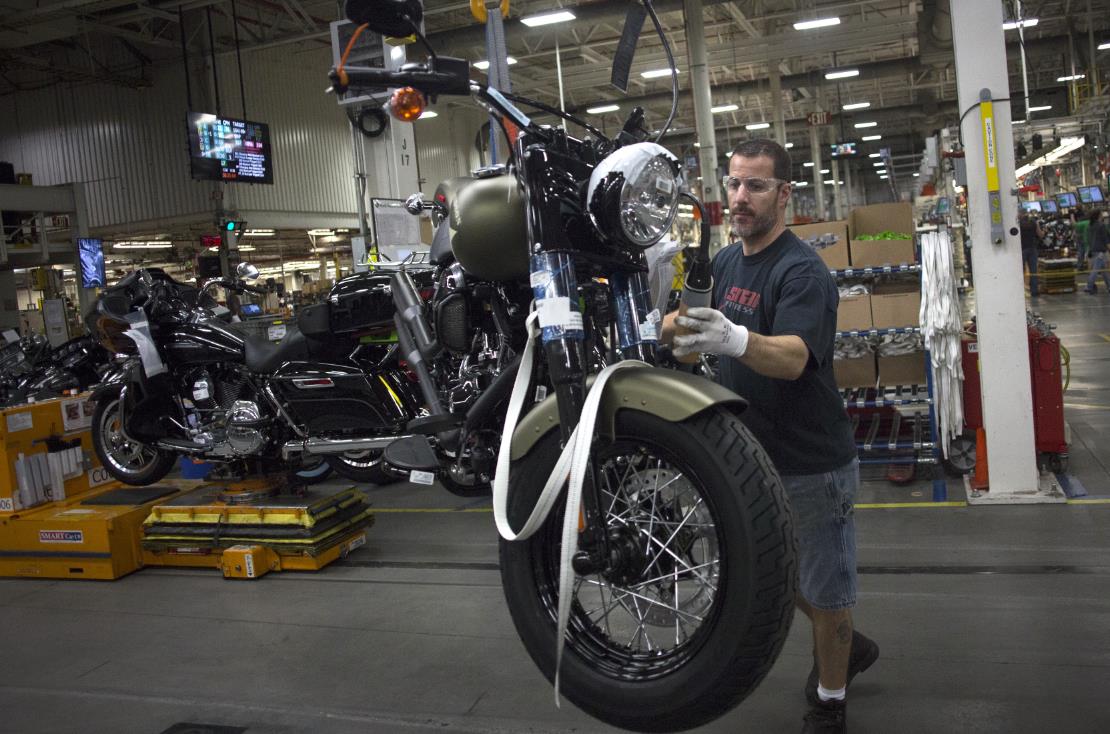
xmin=609 ymin=270 xmax=659 ymax=363
xmin=530 ymin=252 xmax=607 ymax=558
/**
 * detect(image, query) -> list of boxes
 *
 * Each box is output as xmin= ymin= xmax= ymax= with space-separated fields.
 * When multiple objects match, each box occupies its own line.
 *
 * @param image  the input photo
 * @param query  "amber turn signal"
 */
xmin=388 ymin=87 xmax=426 ymax=122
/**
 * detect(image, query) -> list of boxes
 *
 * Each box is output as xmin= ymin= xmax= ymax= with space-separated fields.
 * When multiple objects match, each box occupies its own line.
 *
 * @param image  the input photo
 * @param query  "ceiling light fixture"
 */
xmin=520 ymin=10 xmax=576 ymax=26
xmin=842 ymin=102 xmax=871 ymax=111
xmin=745 ymin=122 xmax=771 ymax=130
xmin=1002 ymin=18 xmax=1039 ymax=30
xmin=1028 ymin=104 xmax=1052 ymax=112
xmin=1057 ymin=73 xmax=1086 ymax=82
xmin=711 ymin=103 xmax=739 ymax=113
xmin=1013 ymin=119 xmax=1027 ymax=124
xmin=795 ymin=181 xmax=809 ymax=187
xmin=307 ymin=229 xmax=335 ymax=236
xmin=112 ymin=242 xmax=173 ymax=249
xmin=868 ymin=153 xmax=881 ymax=158
xmin=820 ymin=169 xmax=830 ymax=174
xmin=824 ymin=179 xmax=837 ymax=185
xmin=913 ymin=173 xmax=920 ymax=178
xmin=473 ymin=57 xmax=518 ymax=70
xmin=879 ymin=175 xmax=889 ymax=179
xmin=854 ymin=121 xmax=878 ymax=128
xmin=641 ymin=68 xmax=681 ymax=78
xmin=794 ymin=17 xmax=840 ymax=30
xmin=586 ymin=104 xmax=620 ymax=114
xmin=1015 ymin=136 xmax=1085 ymax=178
xmin=861 ymin=134 xmax=882 ymax=141
xmin=803 ymin=162 xmax=814 ymax=167
xmin=784 ymin=142 xmax=795 ymax=148
xmin=825 ymin=69 xmax=859 ymax=80
xmin=873 ymin=161 xmax=886 ymax=167
xmin=1099 ymin=42 xmax=1110 ymax=51
xmin=418 ymin=110 xmax=438 ymax=119
xmin=244 ymin=229 xmax=274 ymax=236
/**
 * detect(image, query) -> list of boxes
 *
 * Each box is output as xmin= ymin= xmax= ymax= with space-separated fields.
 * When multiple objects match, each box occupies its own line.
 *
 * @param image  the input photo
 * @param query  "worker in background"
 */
xmin=1073 ymin=206 xmax=1091 ymax=270
xmin=1018 ymin=211 xmax=1043 ymax=298
xmin=1085 ymin=210 xmax=1110 ymax=294
xmin=661 ymin=138 xmax=878 ymax=734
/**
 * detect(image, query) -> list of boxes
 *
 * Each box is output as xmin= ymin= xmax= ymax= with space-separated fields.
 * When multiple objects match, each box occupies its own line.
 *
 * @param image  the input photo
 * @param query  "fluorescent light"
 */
xmin=746 ymin=122 xmax=771 ymax=130
xmin=237 ymin=245 xmax=256 ymax=252
xmin=795 ymin=181 xmax=808 ymax=187
xmin=824 ymin=179 xmax=837 ymax=185
xmin=1015 ymin=136 xmax=1085 ymax=178
xmin=1013 ymin=119 xmax=1027 ymax=124
xmin=693 ymin=142 xmax=700 ymax=147
xmin=112 ymin=242 xmax=172 ymax=249
xmin=913 ymin=173 xmax=920 ymax=177
xmin=1100 ymin=42 xmax=1110 ymax=51
xmin=803 ymin=162 xmax=814 ymax=167
xmin=711 ymin=103 xmax=739 ymax=113
xmin=868 ymin=153 xmax=880 ymax=158
xmin=861 ymin=134 xmax=882 ymax=141
xmin=842 ymin=102 xmax=870 ymax=111
xmin=307 ymin=229 xmax=335 ymax=236
xmin=794 ymin=17 xmax=840 ymax=30
xmin=521 ymin=10 xmax=575 ymax=27
xmin=873 ymin=161 xmax=886 ymax=167
xmin=418 ymin=110 xmax=438 ymax=119
xmin=784 ymin=142 xmax=795 ymax=148
xmin=1028 ymin=105 xmax=1052 ymax=112
xmin=854 ymin=121 xmax=877 ymax=129
xmin=820 ymin=169 xmax=830 ymax=174
xmin=1002 ymin=18 xmax=1038 ymax=30
xmin=244 ymin=229 xmax=274 ymax=236
xmin=1057 ymin=74 xmax=1085 ymax=82
xmin=677 ymin=213 xmax=694 ymax=219
xmin=587 ymin=104 xmax=620 ymax=114
xmin=825 ymin=69 xmax=859 ymax=80
xmin=641 ymin=68 xmax=680 ymax=79
xmin=879 ymin=175 xmax=889 ymax=179
xmin=473 ymin=57 xmax=518 ymax=70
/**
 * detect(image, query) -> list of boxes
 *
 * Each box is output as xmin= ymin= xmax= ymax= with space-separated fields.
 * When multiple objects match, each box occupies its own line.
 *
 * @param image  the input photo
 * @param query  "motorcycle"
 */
xmin=330 ymin=0 xmax=797 ymax=730
xmin=0 ymin=334 xmax=109 ymax=407
xmin=85 ymin=257 xmax=523 ymax=496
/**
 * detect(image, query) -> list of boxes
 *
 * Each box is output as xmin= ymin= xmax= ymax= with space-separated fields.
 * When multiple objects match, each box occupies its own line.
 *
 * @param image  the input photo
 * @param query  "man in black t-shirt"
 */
xmin=662 ymin=139 xmax=877 ymax=734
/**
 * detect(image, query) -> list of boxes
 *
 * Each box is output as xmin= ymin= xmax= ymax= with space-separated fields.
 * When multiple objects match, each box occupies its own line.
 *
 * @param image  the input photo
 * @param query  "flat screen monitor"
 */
xmin=239 ymin=303 xmax=262 ymax=317
xmin=1040 ymin=199 xmax=1058 ymax=214
xmin=935 ymin=197 xmax=950 ymax=215
xmin=1055 ymin=192 xmax=1078 ymax=208
xmin=77 ymin=238 xmax=106 ymax=288
xmin=1021 ymin=200 xmax=1042 ymax=213
xmin=187 ymin=112 xmax=274 ymax=184
xmin=1078 ymin=185 xmax=1104 ymax=203
xmin=830 ymin=141 xmax=858 ymax=158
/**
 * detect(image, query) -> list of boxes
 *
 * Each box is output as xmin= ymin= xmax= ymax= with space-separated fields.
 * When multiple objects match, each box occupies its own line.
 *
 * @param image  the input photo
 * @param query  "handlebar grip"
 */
xmin=243 ymin=284 xmax=268 ymax=295
xmin=330 ymin=57 xmax=471 ymax=97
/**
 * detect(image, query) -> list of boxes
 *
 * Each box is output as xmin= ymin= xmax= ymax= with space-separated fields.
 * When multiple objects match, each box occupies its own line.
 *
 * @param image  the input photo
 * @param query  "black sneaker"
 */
xmin=802 ymin=697 xmax=846 ymax=733
xmin=805 ymin=631 xmax=880 ymax=706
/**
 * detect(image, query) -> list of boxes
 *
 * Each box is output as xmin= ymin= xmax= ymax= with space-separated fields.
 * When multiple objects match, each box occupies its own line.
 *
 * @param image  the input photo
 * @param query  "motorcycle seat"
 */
xmin=244 ymin=327 xmax=309 ymax=372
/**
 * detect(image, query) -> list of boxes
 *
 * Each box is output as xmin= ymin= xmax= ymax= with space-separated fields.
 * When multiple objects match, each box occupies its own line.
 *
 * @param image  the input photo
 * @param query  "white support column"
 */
xmin=684 ymin=0 xmax=726 ymax=252
xmin=810 ymin=124 xmax=825 ymax=219
xmin=950 ymin=1 xmax=1057 ymax=503
xmin=770 ymin=67 xmax=794 ymax=223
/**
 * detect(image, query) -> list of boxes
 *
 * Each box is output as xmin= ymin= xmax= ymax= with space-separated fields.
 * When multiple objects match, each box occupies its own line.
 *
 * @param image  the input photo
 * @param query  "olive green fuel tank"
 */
xmin=444 ymin=173 xmax=530 ymax=282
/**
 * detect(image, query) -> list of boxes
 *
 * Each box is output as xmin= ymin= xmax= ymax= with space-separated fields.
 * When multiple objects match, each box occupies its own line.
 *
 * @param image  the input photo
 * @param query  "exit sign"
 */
xmin=807 ymin=111 xmax=831 ymax=126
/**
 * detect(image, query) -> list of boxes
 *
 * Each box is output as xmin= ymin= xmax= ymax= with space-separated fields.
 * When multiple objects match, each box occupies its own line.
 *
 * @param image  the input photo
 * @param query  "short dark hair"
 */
xmin=730 ymin=138 xmax=791 ymax=181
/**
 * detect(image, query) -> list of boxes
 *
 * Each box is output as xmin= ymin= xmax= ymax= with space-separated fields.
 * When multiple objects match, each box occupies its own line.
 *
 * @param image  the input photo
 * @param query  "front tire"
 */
xmin=499 ymin=408 xmax=797 ymax=732
xmin=92 ymin=397 xmax=175 ymax=486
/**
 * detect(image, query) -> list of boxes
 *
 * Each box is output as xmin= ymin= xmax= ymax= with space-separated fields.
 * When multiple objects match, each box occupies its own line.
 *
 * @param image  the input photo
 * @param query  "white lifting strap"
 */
xmin=493 ymin=309 xmax=647 ymax=704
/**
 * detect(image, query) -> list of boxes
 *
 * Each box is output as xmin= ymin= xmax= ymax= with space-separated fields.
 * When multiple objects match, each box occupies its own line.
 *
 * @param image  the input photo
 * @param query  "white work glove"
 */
xmin=673 ymin=307 xmax=750 ymax=359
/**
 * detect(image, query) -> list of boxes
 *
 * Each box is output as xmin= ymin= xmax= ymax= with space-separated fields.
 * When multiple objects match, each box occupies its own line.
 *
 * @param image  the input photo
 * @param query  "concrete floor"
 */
xmin=2 ymin=292 xmax=1109 ymax=734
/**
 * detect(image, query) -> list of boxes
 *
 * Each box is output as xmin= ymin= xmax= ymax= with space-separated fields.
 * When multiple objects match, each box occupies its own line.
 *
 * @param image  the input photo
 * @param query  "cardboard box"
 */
xmin=792 ymin=220 xmax=849 ymax=270
xmin=848 ymin=203 xmax=916 ymax=267
xmin=836 ymin=294 xmax=872 ymax=332
xmin=833 ymin=356 xmax=877 ymax=388
xmin=870 ymin=283 xmax=921 ymax=329
xmin=878 ymin=353 xmax=927 ymax=386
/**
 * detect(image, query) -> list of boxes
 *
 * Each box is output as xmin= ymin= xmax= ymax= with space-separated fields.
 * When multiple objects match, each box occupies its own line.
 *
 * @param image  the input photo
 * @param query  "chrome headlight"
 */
xmin=587 ymin=142 xmax=682 ymax=249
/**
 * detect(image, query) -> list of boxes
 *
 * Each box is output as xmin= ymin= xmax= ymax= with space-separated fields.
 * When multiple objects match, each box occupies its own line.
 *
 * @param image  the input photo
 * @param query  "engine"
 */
xmin=184 ymin=367 xmax=272 ymax=457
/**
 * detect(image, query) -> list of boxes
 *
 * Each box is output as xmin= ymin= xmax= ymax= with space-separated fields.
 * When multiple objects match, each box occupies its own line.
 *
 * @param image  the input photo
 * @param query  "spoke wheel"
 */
xmin=500 ymin=408 xmax=797 ymax=732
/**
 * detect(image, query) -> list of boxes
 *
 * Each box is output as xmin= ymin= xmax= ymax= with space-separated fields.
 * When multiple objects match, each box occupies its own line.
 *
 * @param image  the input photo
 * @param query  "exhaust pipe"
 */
xmin=283 ymin=434 xmax=411 ymax=459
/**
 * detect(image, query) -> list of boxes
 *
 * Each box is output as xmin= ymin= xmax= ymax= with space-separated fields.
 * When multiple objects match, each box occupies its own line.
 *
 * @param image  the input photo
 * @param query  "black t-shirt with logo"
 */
xmin=711 ymin=229 xmax=856 ymax=476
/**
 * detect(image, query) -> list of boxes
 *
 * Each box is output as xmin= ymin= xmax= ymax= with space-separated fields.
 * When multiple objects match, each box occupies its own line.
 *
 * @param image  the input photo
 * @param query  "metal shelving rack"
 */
xmin=832 ymin=257 xmax=946 ymax=499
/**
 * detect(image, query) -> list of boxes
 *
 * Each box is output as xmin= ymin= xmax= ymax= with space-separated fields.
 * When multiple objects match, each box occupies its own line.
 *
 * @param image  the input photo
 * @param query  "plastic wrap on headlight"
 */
xmin=587 ymin=142 xmax=682 ymax=249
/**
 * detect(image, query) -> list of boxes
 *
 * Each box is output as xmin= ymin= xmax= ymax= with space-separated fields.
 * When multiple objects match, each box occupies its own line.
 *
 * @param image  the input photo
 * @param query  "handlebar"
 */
xmin=329 ymin=57 xmax=471 ymax=97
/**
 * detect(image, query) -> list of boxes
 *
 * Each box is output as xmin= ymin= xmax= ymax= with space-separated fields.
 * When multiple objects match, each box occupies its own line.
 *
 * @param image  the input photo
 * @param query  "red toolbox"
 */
xmin=961 ymin=324 xmax=1067 ymax=469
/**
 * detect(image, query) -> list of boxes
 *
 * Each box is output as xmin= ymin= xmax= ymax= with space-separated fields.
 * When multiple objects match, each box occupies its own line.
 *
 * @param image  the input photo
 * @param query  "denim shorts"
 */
xmin=780 ymin=458 xmax=859 ymax=610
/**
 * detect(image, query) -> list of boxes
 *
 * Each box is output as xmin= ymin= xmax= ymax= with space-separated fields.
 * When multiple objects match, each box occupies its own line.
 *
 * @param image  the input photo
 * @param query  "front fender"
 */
xmin=89 ymin=360 xmax=138 ymax=404
xmin=510 ymin=367 xmax=747 ymax=461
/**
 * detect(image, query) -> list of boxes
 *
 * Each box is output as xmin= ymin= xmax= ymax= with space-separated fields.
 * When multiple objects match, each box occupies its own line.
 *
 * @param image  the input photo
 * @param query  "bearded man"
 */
xmin=661 ymin=138 xmax=879 ymax=734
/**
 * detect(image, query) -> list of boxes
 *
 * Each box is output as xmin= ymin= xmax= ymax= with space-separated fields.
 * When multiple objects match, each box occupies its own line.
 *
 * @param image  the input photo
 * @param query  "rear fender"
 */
xmin=510 ymin=367 xmax=747 ymax=461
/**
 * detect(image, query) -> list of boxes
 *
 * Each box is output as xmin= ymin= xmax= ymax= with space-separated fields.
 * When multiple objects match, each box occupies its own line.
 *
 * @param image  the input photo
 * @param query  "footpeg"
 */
xmin=383 ymin=435 xmax=439 ymax=472
xmin=405 ymin=413 xmax=463 ymax=435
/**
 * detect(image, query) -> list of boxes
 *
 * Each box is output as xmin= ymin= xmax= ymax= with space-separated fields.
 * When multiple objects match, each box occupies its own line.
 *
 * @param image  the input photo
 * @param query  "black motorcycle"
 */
xmin=85 ymin=261 xmax=522 ymax=495
xmin=0 ymin=334 xmax=109 ymax=407
xmin=330 ymin=0 xmax=797 ymax=730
